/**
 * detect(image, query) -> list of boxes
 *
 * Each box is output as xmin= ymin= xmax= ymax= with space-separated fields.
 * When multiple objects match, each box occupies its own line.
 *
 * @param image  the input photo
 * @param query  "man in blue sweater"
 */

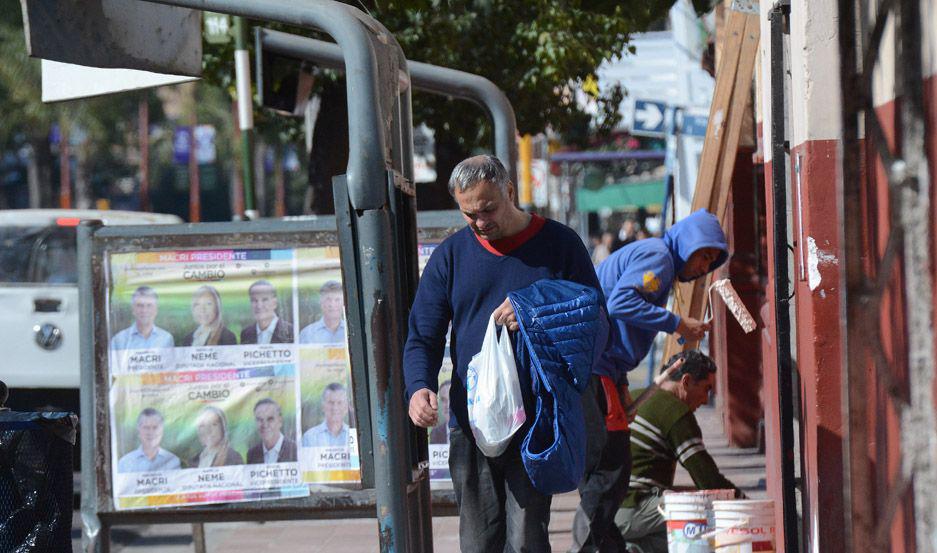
xmin=405 ymin=155 xmax=602 ymax=553
xmin=570 ymin=209 xmax=728 ymax=552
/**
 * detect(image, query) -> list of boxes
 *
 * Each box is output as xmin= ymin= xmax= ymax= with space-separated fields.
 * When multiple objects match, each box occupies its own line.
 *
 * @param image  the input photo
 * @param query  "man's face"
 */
xmin=250 ymin=285 xmax=278 ymax=324
xmin=684 ymin=372 xmax=715 ymax=412
xmin=453 ymin=180 xmax=515 ymax=241
xmin=679 ymin=247 xmax=722 ymax=281
xmin=137 ymin=415 xmax=164 ymax=450
xmin=322 ymin=389 xmax=348 ymax=426
xmin=254 ymin=403 xmax=283 ymax=443
xmin=320 ymin=291 xmax=344 ymax=321
xmin=132 ymin=295 xmax=158 ymax=327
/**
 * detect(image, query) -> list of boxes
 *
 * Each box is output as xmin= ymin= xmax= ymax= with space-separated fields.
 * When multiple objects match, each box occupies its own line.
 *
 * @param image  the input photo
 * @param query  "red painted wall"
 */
xmin=789 ymin=139 xmax=845 ymax=553
xmin=711 ymin=148 xmax=765 ymax=448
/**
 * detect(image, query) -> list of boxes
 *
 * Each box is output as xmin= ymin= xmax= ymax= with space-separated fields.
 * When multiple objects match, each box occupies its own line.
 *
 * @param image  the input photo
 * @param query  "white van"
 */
xmin=0 ymin=209 xmax=182 ymax=407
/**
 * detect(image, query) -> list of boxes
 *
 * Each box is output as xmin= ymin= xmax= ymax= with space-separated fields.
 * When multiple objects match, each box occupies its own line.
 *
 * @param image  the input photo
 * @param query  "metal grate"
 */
xmin=838 ymin=0 xmax=937 ymax=551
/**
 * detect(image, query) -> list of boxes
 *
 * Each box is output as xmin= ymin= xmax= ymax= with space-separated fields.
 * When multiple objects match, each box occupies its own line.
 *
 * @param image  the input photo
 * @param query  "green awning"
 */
xmin=576 ymin=179 xmax=666 ymax=213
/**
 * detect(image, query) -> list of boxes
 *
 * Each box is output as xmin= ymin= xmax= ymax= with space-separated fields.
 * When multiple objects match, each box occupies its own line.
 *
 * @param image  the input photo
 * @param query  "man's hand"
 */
xmin=409 ymin=388 xmax=438 ymax=428
xmin=676 ymin=317 xmax=710 ymax=342
xmin=492 ymin=298 xmax=519 ymax=332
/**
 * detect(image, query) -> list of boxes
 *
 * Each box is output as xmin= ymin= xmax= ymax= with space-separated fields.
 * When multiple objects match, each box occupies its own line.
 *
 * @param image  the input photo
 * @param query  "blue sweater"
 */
xmin=403 ymin=217 xmax=600 ymax=435
xmin=595 ymin=209 xmax=728 ymax=379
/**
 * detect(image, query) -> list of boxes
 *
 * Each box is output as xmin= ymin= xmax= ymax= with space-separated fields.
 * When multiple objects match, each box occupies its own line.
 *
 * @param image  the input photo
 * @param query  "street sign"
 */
xmin=22 ymin=0 xmax=202 ymax=77
xmin=204 ymin=12 xmax=232 ymax=44
xmin=632 ymin=100 xmax=667 ymax=137
xmin=681 ymin=113 xmax=709 ymax=137
xmin=41 ymin=60 xmax=196 ymax=103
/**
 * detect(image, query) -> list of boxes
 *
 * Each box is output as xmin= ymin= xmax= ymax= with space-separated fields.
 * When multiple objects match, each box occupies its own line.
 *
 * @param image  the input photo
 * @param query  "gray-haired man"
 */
xmin=117 ymin=408 xmax=181 ymax=473
xmin=404 ymin=155 xmax=605 ymax=552
xmin=111 ymin=286 xmax=175 ymax=350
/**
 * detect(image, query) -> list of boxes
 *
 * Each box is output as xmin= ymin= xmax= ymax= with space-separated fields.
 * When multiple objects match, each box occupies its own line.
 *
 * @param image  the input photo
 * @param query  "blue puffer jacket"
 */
xmin=509 ymin=279 xmax=609 ymax=495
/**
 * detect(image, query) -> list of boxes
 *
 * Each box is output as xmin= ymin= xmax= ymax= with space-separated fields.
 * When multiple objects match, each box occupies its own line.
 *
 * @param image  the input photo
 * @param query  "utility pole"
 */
xmin=188 ymin=86 xmax=201 ymax=222
xmin=139 ymin=97 xmax=150 ymax=211
xmin=234 ymin=16 xmax=257 ymax=219
xmin=58 ymin=122 xmax=71 ymax=209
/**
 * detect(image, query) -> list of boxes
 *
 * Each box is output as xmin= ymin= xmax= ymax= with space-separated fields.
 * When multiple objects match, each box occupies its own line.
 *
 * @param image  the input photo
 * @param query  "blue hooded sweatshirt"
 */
xmin=594 ymin=209 xmax=728 ymax=382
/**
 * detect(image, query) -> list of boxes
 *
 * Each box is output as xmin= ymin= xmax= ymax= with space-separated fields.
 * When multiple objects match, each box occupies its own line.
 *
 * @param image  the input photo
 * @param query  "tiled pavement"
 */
xmin=70 ymin=404 xmax=766 ymax=552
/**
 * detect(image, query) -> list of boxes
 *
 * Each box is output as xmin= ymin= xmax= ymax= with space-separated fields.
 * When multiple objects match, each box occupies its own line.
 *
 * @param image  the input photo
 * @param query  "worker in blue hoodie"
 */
xmin=569 ymin=208 xmax=728 ymax=552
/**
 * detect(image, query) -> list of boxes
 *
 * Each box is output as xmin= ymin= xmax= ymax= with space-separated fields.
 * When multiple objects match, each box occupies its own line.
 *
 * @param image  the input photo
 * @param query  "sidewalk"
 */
xmin=70 ymin=404 xmax=766 ymax=552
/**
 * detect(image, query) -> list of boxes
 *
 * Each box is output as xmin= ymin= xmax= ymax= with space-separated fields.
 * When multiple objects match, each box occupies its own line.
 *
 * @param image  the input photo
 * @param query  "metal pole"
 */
xmin=768 ymin=5 xmax=800 ymax=553
xmin=78 ymin=221 xmax=103 ymax=553
xmin=896 ymin=1 xmax=937 ymax=549
xmin=256 ymin=29 xmax=519 ymax=186
xmin=233 ymin=16 xmax=257 ymax=219
xmin=139 ymin=2 xmax=422 ymax=550
xmin=837 ymin=0 xmax=874 ymax=549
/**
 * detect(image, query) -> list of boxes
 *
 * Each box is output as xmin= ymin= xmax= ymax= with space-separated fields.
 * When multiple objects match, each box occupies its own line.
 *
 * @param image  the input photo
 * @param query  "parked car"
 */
xmin=0 ymin=209 xmax=182 ymax=413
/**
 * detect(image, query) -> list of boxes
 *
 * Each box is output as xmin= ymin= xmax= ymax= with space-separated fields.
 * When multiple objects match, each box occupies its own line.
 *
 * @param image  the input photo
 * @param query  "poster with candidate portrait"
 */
xmin=414 ymin=243 xmax=455 ymax=484
xmin=294 ymin=246 xmax=361 ymax=485
xmin=105 ymin=247 xmax=308 ymax=510
xmin=109 ymin=365 xmax=306 ymax=510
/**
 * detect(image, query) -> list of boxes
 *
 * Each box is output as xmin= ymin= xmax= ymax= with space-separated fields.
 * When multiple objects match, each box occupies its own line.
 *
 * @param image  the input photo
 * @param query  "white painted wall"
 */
xmin=759 ymin=0 xmax=843 ymax=162
xmin=869 ymin=0 xmax=936 ymax=108
xmin=789 ymin=0 xmax=842 ymax=145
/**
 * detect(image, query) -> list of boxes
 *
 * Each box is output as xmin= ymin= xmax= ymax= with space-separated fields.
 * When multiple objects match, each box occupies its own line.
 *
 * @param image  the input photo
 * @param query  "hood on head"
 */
xmin=662 ymin=209 xmax=729 ymax=281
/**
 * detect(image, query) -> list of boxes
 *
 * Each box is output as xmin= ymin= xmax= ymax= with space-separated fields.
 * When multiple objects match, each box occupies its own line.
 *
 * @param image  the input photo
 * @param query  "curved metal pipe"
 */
xmin=258 ymin=28 xmax=519 ymax=186
xmin=144 ymin=0 xmax=390 ymax=210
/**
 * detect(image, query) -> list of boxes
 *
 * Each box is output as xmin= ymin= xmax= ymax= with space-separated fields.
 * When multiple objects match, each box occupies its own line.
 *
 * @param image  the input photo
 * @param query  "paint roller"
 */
xmin=677 ymin=278 xmax=756 ymax=345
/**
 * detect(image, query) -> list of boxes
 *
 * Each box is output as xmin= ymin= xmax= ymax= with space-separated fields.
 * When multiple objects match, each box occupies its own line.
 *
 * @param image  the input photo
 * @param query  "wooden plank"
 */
xmin=660 ymin=12 xmax=761 ymax=365
xmin=684 ymin=15 xmax=761 ymax=342
xmin=692 ymin=11 xmax=748 ymax=212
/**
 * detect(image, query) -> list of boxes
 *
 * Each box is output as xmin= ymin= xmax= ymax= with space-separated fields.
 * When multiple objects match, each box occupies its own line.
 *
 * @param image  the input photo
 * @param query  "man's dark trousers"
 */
xmin=569 ymin=377 xmax=633 ymax=552
xmin=449 ymin=427 xmax=552 ymax=553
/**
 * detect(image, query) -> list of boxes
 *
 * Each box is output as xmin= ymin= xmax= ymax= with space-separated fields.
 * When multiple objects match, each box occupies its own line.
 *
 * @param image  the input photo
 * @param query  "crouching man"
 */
xmin=617 ymin=350 xmax=743 ymax=553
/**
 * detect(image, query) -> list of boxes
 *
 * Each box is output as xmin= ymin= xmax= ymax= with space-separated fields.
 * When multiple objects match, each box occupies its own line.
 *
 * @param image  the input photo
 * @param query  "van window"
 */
xmin=0 ymin=226 xmax=78 ymax=284
xmin=32 ymin=227 xmax=78 ymax=284
xmin=0 ymin=226 xmax=43 ymax=282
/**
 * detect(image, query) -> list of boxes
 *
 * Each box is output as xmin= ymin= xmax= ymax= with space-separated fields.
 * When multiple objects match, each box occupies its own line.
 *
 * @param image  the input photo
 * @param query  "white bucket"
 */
xmin=712 ymin=500 xmax=776 ymax=552
xmin=662 ymin=492 xmax=716 ymax=553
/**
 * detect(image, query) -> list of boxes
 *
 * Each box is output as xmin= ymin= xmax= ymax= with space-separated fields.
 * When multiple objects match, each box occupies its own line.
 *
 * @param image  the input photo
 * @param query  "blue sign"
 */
xmin=632 ymin=100 xmax=667 ymax=137
xmin=681 ymin=113 xmax=709 ymax=137
xmin=173 ymin=126 xmax=192 ymax=165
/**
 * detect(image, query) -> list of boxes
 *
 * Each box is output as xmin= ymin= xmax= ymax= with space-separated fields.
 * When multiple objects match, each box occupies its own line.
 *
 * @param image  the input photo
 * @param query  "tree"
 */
xmin=208 ymin=1 xmax=708 ymax=212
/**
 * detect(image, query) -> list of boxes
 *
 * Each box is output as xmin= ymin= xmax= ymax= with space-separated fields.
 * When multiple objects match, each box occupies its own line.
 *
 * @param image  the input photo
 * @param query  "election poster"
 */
xmin=102 ymin=237 xmax=456 ymax=509
xmin=415 ymin=243 xmax=454 ymax=484
xmin=105 ymin=247 xmax=308 ymax=510
xmin=109 ymin=365 xmax=306 ymax=510
xmin=295 ymin=246 xmax=361 ymax=485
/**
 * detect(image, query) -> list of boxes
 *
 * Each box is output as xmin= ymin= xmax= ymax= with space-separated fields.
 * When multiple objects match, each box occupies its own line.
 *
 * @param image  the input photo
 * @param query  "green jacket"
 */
xmin=623 ymin=387 xmax=738 ymax=508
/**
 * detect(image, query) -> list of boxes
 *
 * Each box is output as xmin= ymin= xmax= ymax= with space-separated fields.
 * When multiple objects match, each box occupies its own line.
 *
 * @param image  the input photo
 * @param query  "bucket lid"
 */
xmin=664 ymin=492 xmax=713 ymax=505
xmin=712 ymin=499 xmax=774 ymax=510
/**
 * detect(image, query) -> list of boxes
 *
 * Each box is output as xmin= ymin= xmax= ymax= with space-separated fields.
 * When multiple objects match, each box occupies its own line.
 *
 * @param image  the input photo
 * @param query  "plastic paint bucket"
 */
xmin=712 ymin=499 xmax=776 ymax=552
xmin=662 ymin=492 xmax=714 ymax=553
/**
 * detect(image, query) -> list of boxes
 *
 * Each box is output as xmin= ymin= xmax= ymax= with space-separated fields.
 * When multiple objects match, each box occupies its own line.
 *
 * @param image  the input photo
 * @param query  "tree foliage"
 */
xmin=208 ymin=1 xmax=692 ymax=147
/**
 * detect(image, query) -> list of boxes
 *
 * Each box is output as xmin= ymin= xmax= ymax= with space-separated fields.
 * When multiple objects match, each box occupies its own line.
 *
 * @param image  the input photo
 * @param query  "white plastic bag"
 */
xmin=466 ymin=316 xmax=526 ymax=457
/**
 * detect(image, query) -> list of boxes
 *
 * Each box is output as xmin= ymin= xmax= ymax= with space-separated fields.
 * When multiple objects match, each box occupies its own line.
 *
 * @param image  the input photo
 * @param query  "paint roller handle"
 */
xmin=626 ymin=358 xmax=685 ymax=419
xmin=676 ymin=317 xmax=711 ymax=344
